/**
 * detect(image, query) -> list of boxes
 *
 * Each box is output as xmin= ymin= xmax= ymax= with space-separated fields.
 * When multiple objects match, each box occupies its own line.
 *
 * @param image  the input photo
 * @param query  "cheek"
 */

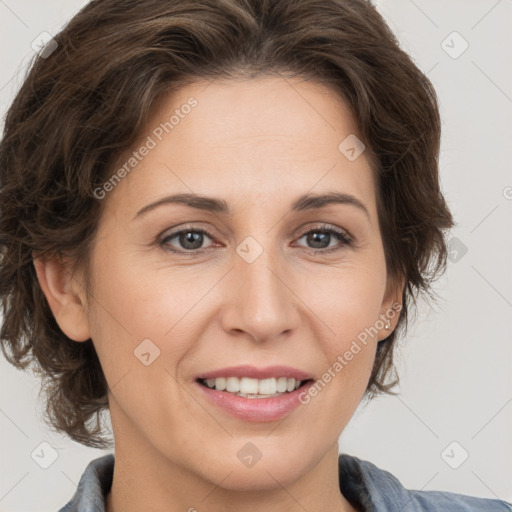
xmin=86 ymin=237 xmax=183 ymax=335
xmin=86 ymin=227 xmax=386 ymax=384
xmin=296 ymin=260 xmax=386 ymax=388
xmin=84 ymin=244 xmax=216 ymax=389
xmin=298 ymin=259 xmax=387 ymax=337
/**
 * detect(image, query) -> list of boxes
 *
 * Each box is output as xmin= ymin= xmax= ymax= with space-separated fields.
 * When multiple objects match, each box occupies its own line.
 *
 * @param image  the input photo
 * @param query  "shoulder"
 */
xmin=58 ymin=453 xmax=114 ymax=512
xmin=338 ymin=453 xmax=512 ymax=511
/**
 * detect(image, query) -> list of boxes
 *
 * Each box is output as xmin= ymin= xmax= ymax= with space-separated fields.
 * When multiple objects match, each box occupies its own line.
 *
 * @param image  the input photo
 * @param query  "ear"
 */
xmin=32 ymin=253 xmax=91 ymax=342
xmin=377 ymin=274 xmax=405 ymax=341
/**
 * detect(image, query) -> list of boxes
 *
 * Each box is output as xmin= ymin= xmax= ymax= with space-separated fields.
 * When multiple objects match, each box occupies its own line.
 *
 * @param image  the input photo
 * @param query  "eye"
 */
xmin=293 ymin=224 xmax=352 ymax=253
xmin=159 ymin=227 xmax=216 ymax=252
xmin=158 ymin=224 xmax=353 ymax=254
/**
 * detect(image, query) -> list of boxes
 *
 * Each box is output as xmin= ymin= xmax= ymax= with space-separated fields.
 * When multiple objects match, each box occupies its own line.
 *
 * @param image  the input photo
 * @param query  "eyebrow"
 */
xmin=133 ymin=191 xmax=371 ymax=221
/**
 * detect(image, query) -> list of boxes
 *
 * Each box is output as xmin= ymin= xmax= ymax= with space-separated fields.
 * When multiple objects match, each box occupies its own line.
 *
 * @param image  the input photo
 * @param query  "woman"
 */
xmin=0 ymin=0 xmax=510 ymax=511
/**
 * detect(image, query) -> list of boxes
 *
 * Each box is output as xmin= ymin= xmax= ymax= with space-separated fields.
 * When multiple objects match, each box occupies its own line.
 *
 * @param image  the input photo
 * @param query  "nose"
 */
xmin=220 ymin=245 xmax=301 ymax=344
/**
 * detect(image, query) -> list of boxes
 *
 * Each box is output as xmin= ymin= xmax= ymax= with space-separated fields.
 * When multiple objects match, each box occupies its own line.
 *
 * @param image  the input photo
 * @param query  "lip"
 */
xmin=194 ymin=379 xmax=315 ymax=422
xmin=196 ymin=364 xmax=314 ymax=381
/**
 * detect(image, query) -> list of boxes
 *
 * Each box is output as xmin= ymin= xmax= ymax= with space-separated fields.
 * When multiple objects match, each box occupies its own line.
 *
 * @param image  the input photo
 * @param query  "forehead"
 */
xmin=103 ymin=75 xmax=377 ymax=218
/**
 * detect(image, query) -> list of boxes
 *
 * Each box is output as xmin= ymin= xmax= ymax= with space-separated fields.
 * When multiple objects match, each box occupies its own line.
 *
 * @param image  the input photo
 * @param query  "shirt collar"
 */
xmin=59 ymin=453 xmax=114 ymax=512
xmin=59 ymin=452 xmax=411 ymax=512
xmin=338 ymin=453 xmax=414 ymax=511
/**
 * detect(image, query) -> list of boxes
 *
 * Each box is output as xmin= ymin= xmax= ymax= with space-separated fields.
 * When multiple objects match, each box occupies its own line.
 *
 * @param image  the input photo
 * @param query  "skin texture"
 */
xmin=34 ymin=76 xmax=403 ymax=512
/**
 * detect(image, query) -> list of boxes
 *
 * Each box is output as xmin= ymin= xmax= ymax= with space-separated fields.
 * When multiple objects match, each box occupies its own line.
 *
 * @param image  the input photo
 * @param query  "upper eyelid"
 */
xmin=159 ymin=224 xmax=353 ymax=250
xmin=160 ymin=223 xmax=351 ymax=239
xmin=296 ymin=224 xmax=351 ymax=238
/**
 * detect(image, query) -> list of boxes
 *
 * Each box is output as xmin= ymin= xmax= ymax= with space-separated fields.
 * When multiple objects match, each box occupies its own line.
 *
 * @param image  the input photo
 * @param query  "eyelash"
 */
xmin=158 ymin=224 xmax=353 ymax=255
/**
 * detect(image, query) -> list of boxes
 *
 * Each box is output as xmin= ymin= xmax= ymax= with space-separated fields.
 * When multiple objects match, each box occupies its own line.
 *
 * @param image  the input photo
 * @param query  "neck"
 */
xmin=105 ymin=431 xmax=356 ymax=512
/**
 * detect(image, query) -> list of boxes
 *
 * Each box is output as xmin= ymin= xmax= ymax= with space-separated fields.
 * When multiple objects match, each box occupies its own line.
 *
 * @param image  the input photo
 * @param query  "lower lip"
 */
xmin=194 ymin=380 xmax=314 ymax=422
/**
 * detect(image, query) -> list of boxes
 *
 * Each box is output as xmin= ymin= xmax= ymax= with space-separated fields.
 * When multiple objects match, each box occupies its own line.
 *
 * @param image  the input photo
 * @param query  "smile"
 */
xmin=198 ymin=376 xmax=307 ymax=398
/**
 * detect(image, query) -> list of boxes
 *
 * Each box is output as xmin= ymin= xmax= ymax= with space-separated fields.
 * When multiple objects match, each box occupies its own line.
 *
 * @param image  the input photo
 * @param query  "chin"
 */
xmin=194 ymin=444 xmax=313 ymax=491
xmin=207 ymin=464 xmax=303 ymax=492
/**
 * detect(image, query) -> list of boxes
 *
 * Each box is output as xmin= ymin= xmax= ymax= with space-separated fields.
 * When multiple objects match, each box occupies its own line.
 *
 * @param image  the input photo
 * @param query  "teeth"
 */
xmin=242 ymin=377 xmax=259 ymax=394
xmin=276 ymin=377 xmax=288 ymax=392
xmin=214 ymin=377 xmax=226 ymax=391
xmin=258 ymin=378 xmax=276 ymax=394
xmin=202 ymin=376 xmax=304 ymax=396
xmin=226 ymin=377 xmax=240 ymax=393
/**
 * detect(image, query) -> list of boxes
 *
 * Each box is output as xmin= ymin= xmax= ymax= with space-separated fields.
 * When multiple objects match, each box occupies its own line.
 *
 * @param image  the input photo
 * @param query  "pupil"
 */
xmin=181 ymin=231 xmax=203 ymax=250
xmin=308 ymin=231 xmax=329 ymax=249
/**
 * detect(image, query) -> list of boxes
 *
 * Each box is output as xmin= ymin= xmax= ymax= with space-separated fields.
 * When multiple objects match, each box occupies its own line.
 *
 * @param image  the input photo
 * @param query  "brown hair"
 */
xmin=0 ymin=0 xmax=454 ymax=448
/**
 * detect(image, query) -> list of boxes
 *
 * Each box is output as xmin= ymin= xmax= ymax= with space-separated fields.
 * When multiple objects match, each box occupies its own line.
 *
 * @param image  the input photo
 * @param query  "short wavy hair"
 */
xmin=0 ymin=0 xmax=454 ymax=448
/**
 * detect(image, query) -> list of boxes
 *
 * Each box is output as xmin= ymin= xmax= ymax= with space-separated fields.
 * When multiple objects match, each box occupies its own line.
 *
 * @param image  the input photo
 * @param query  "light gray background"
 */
xmin=1 ymin=1 xmax=511 ymax=510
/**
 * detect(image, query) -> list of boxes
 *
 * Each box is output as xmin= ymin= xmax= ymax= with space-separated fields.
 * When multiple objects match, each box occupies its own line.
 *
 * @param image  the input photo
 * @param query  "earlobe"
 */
xmin=378 ymin=275 xmax=405 ymax=340
xmin=32 ymin=254 xmax=91 ymax=342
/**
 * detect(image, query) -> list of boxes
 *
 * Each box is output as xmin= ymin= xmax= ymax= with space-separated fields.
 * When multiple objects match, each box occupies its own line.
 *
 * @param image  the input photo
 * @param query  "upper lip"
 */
xmin=196 ymin=365 xmax=314 ymax=381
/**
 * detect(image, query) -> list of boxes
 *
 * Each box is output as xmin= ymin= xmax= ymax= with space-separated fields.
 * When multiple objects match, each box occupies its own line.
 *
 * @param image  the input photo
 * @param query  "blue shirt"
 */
xmin=58 ymin=453 xmax=512 ymax=511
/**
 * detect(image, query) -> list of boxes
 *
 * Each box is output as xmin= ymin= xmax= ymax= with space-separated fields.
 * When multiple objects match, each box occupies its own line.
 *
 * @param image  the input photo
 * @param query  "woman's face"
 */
xmin=79 ymin=76 xmax=400 ymax=489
